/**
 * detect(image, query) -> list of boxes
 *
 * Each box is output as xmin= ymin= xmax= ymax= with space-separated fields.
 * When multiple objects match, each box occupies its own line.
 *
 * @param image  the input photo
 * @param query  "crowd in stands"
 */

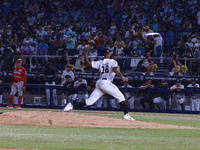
xmin=0 ymin=0 xmax=200 ymax=75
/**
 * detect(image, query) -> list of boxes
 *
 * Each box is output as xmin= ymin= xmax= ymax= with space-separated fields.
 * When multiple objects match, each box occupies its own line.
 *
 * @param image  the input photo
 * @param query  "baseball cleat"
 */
xmin=123 ymin=114 xmax=135 ymax=120
xmin=61 ymin=102 xmax=73 ymax=112
xmin=6 ymin=105 xmax=13 ymax=108
xmin=15 ymin=105 xmax=21 ymax=109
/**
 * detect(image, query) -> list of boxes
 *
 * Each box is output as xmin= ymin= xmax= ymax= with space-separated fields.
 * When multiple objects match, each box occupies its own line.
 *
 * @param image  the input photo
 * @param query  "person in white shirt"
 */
xmin=62 ymin=46 xmax=134 ymax=120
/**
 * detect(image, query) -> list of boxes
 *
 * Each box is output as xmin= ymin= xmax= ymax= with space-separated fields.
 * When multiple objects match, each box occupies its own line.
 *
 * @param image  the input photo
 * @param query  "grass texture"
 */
xmin=0 ymin=110 xmax=200 ymax=150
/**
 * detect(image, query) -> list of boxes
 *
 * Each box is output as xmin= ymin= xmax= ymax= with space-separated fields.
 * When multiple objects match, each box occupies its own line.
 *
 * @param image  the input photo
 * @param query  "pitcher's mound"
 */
xmin=0 ymin=111 xmax=194 ymax=129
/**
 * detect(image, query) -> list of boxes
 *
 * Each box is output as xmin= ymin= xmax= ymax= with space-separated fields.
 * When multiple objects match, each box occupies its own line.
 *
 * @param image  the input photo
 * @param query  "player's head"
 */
xmin=176 ymin=79 xmax=181 ymax=86
xmin=65 ymin=75 xmax=72 ymax=82
xmin=191 ymin=78 xmax=196 ymax=85
xmin=92 ymin=77 xmax=97 ymax=83
xmin=161 ymin=79 xmax=167 ymax=85
xmin=17 ymin=59 xmax=22 ymax=67
xmin=77 ymin=75 xmax=83 ymax=81
xmin=103 ymin=48 xmax=111 ymax=58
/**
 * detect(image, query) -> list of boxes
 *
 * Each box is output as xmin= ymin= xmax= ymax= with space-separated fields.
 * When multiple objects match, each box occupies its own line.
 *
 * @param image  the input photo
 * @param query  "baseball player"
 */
xmin=73 ymin=75 xmax=88 ymax=103
xmin=44 ymin=62 xmax=57 ymax=107
xmin=153 ymin=79 xmax=169 ymax=110
xmin=62 ymin=45 xmax=134 ymax=120
xmin=170 ymin=80 xmax=186 ymax=111
xmin=187 ymin=79 xmax=200 ymax=111
xmin=121 ymin=81 xmax=135 ymax=109
xmin=7 ymin=59 xmax=27 ymax=108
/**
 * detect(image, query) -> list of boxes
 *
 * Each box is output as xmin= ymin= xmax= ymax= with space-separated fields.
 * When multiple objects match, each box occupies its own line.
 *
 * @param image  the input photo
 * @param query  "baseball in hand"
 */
xmin=125 ymin=78 xmax=129 ymax=82
xmin=84 ymin=45 xmax=89 ymax=49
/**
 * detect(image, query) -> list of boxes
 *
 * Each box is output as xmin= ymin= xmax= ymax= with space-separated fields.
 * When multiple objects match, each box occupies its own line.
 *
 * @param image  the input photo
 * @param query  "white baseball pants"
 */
xmin=190 ymin=98 xmax=200 ymax=111
xmin=85 ymin=80 xmax=125 ymax=106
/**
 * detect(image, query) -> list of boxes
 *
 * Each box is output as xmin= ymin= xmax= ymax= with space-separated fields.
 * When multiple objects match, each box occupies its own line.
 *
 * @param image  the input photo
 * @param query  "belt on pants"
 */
xmin=102 ymin=78 xmax=107 ymax=80
xmin=14 ymin=81 xmax=22 ymax=83
xmin=191 ymin=97 xmax=197 ymax=99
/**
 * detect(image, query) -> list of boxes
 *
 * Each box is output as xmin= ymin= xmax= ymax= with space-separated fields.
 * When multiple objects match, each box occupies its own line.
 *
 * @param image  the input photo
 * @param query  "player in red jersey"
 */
xmin=7 ymin=59 xmax=27 ymax=108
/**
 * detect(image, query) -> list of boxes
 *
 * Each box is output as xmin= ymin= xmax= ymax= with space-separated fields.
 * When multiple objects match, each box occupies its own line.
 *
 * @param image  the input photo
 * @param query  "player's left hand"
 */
xmin=122 ymin=77 xmax=128 ymax=82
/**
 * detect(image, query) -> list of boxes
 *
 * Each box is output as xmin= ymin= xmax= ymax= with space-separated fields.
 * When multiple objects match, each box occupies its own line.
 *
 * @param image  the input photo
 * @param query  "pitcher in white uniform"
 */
xmin=62 ymin=45 xmax=135 ymax=120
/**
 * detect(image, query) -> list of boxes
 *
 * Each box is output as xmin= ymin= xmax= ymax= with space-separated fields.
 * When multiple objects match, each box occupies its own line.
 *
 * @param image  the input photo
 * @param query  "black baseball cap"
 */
xmin=103 ymin=48 xmax=111 ymax=56
xmin=66 ymin=64 xmax=72 ymax=68
xmin=161 ymin=79 xmax=166 ymax=82
xmin=176 ymin=79 xmax=181 ymax=83
xmin=191 ymin=78 xmax=196 ymax=81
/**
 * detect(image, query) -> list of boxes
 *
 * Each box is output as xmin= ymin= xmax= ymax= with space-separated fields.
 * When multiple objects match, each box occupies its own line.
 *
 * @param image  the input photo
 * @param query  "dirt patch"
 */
xmin=0 ymin=111 xmax=194 ymax=129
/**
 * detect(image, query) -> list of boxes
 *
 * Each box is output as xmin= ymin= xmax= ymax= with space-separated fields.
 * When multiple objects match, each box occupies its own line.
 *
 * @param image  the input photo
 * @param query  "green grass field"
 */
xmin=0 ymin=110 xmax=200 ymax=150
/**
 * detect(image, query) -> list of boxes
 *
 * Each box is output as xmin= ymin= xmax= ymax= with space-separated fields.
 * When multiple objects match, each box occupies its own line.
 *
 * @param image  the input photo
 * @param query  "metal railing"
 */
xmin=0 ymin=55 xmax=199 ymax=75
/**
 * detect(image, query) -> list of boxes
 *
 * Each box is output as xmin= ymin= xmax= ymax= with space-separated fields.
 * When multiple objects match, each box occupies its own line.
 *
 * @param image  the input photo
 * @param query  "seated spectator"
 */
xmin=140 ymin=53 xmax=155 ymax=75
xmin=21 ymin=41 xmax=33 ymax=68
xmin=107 ymin=41 xmax=116 ymax=55
xmin=134 ymin=42 xmax=146 ymax=56
xmin=124 ymin=26 xmax=135 ymax=40
xmin=114 ymin=42 xmax=124 ymax=56
xmin=23 ymin=34 xmax=33 ymax=44
xmin=169 ymin=53 xmax=182 ymax=76
xmin=193 ymin=38 xmax=200 ymax=58
xmin=185 ymin=36 xmax=194 ymax=51
xmin=74 ymin=55 xmax=85 ymax=73
xmin=114 ymin=36 xmax=125 ymax=49
xmin=88 ymin=40 xmax=98 ymax=60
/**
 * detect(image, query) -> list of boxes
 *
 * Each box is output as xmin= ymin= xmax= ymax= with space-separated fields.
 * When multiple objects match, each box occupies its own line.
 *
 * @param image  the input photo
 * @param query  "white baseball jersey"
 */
xmin=85 ymin=58 xmax=125 ymax=106
xmin=92 ymin=58 xmax=118 ymax=82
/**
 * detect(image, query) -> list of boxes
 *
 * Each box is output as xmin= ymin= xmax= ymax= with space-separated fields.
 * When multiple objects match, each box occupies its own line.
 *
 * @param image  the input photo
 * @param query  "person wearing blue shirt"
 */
xmin=36 ymin=39 xmax=48 ymax=69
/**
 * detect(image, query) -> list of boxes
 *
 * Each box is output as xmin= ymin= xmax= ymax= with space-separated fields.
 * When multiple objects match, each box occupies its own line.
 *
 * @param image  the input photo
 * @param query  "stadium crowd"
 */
xmin=0 ymin=0 xmax=200 ymax=74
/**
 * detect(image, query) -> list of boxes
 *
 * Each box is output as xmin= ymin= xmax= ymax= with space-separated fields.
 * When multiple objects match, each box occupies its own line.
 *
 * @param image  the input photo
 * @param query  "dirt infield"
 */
xmin=0 ymin=110 xmax=194 ymax=129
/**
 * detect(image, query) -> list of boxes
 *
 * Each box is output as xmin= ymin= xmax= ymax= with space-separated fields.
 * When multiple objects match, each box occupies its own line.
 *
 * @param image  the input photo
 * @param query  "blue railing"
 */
xmin=0 ymin=83 xmax=200 ymax=114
